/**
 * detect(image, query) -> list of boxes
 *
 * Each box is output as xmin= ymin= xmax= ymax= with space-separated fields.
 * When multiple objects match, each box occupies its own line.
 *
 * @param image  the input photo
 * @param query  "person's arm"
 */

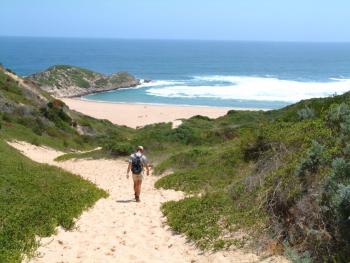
xmin=145 ymin=164 xmax=150 ymax=176
xmin=144 ymin=156 xmax=150 ymax=176
xmin=126 ymin=162 xmax=131 ymax=179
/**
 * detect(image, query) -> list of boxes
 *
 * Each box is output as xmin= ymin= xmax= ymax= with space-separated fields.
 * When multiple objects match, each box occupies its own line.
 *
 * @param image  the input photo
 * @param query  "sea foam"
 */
xmin=145 ymin=76 xmax=350 ymax=102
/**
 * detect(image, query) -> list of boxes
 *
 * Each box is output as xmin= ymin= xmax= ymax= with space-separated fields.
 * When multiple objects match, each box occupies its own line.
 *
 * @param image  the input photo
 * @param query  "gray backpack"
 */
xmin=131 ymin=154 xmax=143 ymax=174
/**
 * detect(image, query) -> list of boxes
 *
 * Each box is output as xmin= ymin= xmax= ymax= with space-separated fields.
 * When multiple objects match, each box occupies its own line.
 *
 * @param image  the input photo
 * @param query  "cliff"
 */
xmin=27 ymin=65 xmax=140 ymax=97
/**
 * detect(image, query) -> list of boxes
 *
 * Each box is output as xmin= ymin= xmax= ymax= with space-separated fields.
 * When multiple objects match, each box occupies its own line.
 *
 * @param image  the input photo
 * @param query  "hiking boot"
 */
xmin=135 ymin=196 xmax=140 ymax=202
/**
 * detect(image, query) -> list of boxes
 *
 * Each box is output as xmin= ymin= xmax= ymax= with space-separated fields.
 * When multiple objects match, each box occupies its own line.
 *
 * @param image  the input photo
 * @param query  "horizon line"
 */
xmin=1 ymin=35 xmax=350 ymax=44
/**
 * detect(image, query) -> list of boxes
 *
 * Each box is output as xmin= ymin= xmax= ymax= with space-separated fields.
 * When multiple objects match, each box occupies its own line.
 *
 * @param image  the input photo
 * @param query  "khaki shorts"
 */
xmin=132 ymin=173 xmax=143 ymax=181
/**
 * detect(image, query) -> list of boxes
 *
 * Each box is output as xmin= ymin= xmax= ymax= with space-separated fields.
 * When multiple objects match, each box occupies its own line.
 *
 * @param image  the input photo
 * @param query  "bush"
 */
xmin=340 ymin=116 xmax=350 ymax=138
xmin=326 ymin=103 xmax=350 ymax=131
xmin=335 ymin=185 xmax=350 ymax=238
xmin=41 ymin=101 xmax=72 ymax=127
xmin=30 ymin=137 xmax=40 ymax=146
xmin=327 ymin=158 xmax=350 ymax=225
xmin=242 ymin=135 xmax=270 ymax=161
xmin=17 ymin=116 xmax=46 ymax=136
xmin=284 ymin=242 xmax=312 ymax=263
xmin=297 ymin=106 xmax=315 ymax=120
xmin=104 ymin=141 xmax=133 ymax=156
xmin=47 ymin=99 xmax=66 ymax=109
xmin=172 ymin=124 xmax=201 ymax=144
xmin=45 ymin=127 xmax=61 ymax=138
xmin=319 ymin=158 xmax=350 ymax=260
xmin=295 ymin=141 xmax=325 ymax=178
xmin=330 ymin=158 xmax=350 ymax=182
xmin=2 ymin=112 xmax=13 ymax=122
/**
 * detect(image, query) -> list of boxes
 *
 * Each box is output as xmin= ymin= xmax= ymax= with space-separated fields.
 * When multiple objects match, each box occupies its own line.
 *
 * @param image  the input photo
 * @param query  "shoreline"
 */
xmin=62 ymin=98 xmax=268 ymax=128
xmin=77 ymin=97 xmax=271 ymax=111
xmin=64 ymin=82 xmax=141 ymax=99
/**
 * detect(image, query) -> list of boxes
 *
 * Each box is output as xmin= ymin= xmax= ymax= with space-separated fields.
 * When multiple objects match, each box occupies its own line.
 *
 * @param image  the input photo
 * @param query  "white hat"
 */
xmin=137 ymin=146 xmax=144 ymax=151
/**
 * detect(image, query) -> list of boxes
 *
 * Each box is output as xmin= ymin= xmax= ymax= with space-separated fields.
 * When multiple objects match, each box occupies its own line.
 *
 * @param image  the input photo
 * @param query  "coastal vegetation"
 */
xmin=0 ymin=68 xmax=133 ymax=151
xmin=53 ymin=97 xmax=350 ymax=262
xmin=153 ymin=97 xmax=350 ymax=262
xmin=0 ymin=67 xmax=129 ymax=262
xmin=0 ymin=140 xmax=107 ymax=262
xmin=1 ymin=66 xmax=350 ymax=262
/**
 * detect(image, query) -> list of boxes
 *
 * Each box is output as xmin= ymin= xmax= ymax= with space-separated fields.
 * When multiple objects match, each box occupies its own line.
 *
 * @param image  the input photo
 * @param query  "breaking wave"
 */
xmin=144 ymin=76 xmax=350 ymax=102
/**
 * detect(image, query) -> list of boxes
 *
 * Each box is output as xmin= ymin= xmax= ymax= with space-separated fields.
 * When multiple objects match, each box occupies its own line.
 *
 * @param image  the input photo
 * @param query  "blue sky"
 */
xmin=1 ymin=0 xmax=349 ymax=42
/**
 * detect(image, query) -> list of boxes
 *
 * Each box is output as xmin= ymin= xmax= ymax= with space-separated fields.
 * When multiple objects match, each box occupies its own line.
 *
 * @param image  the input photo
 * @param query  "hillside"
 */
xmin=27 ymin=65 xmax=140 ymax=97
xmin=1 ymin=64 xmax=350 ymax=262
xmin=0 ymin=65 xmax=134 ymax=151
xmin=0 ymin=67 xmax=118 ymax=262
xmin=150 ymin=96 xmax=350 ymax=262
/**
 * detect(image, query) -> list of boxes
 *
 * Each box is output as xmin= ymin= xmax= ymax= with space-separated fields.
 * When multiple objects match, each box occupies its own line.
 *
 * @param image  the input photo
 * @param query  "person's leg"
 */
xmin=132 ymin=174 xmax=138 ymax=200
xmin=133 ymin=179 xmax=137 ymax=198
xmin=135 ymin=179 xmax=142 ymax=202
xmin=137 ymin=180 xmax=142 ymax=196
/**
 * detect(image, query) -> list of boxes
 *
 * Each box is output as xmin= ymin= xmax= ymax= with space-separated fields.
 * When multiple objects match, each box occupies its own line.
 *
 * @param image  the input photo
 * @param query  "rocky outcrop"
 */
xmin=27 ymin=65 xmax=141 ymax=98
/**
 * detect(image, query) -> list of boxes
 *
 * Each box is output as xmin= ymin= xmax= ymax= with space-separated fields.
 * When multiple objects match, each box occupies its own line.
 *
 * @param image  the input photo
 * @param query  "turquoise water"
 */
xmin=1 ymin=37 xmax=350 ymax=109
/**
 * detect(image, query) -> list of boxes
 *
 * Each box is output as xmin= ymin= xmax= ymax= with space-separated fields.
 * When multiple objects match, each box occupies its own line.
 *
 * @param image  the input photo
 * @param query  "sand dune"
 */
xmin=9 ymin=141 xmax=287 ymax=263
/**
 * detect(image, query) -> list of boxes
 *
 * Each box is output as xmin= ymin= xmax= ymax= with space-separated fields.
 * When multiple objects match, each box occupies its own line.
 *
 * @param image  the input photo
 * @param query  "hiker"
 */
xmin=126 ymin=146 xmax=150 ymax=202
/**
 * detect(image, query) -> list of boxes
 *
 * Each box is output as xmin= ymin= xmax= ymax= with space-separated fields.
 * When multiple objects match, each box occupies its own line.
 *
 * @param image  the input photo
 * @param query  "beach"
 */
xmin=62 ymin=98 xmax=262 ymax=128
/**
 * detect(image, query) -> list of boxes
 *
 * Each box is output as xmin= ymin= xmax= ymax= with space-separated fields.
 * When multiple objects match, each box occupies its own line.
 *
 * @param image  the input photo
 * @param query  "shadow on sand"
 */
xmin=116 ymin=199 xmax=136 ymax=203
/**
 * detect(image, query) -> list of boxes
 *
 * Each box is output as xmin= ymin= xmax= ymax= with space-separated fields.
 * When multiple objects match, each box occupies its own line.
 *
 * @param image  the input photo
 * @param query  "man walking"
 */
xmin=126 ymin=146 xmax=150 ymax=202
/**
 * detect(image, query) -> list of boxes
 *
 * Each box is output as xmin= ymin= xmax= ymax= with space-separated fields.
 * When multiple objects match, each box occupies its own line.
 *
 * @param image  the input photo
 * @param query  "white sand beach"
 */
xmin=61 ymin=98 xmax=263 ymax=128
xmin=8 ymin=141 xmax=288 ymax=263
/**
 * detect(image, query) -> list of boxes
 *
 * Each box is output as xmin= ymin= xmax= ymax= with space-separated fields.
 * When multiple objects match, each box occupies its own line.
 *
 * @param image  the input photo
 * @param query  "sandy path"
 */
xmin=8 ymin=141 xmax=287 ymax=263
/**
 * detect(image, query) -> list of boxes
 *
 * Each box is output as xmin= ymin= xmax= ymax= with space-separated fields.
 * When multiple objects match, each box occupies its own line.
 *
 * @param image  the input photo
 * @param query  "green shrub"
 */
xmin=326 ymin=103 xmax=350 ymax=131
xmin=2 ymin=112 xmax=13 ymax=122
xmin=326 ymin=158 xmax=350 ymax=235
xmin=63 ymin=140 xmax=69 ymax=148
xmin=295 ymin=141 xmax=325 ymax=178
xmin=17 ymin=116 xmax=45 ymax=136
xmin=171 ymin=124 xmax=201 ymax=144
xmin=41 ymin=101 xmax=72 ymax=128
xmin=330 ymin=158 xmax=350 ymax=182
xmin=284 ymin=242 xmax=312 ymax=263
xmin=335 ymin=185 xmax=350 ymax=238
xmin=340 ymin=116 xmax=350 ymax=138
xmin=104 ymin=141 xmax=133 ymax=156
xmin=297 ymin=106 xmax=315 ymax=120
xmin=161 ymin=193 xmax=235 ymax=250
xmin=30 ymin=137 xmax=40 ymax=146
xmin=45 ymin=126 xmax=61 ymax=138
xmin=95 ymin=78 xmax=108 ymax=87
xmin=0 ymin=140 xmax=107 ymax=262
xmin=74 ymin=78 xmax=90 ymax=89
xmin=242 ymin=135 xmax=270 ymax=161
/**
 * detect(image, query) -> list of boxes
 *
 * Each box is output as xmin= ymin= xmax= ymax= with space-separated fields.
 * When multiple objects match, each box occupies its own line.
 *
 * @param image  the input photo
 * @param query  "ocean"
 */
xmin=1 ymin=37 xmax=350 ymax=109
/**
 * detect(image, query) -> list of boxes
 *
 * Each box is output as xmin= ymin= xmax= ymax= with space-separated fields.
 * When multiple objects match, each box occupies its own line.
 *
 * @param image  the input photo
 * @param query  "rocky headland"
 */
xmin=27 ymin=65 xmax=141 ymax=97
